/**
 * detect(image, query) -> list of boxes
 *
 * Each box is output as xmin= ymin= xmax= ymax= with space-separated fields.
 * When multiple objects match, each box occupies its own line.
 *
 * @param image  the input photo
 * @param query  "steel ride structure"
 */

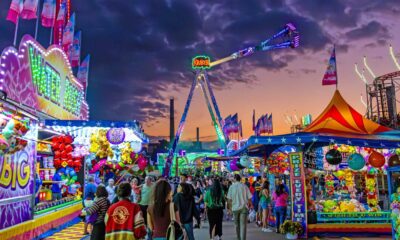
xmin=163 ymin=23 xmax=300 ymax=176
xmin=356 ymin=46 xmax=400 ymax=129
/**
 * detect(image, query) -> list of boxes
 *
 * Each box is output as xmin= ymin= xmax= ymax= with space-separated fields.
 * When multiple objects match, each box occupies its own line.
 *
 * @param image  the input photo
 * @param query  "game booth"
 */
xmin=0 ymin=34 xmax=92 ymax=239
xmin=229 ymin=90 xmax=400 ymax=239
xmin=43 ymin=120 xmax=149 ymax=188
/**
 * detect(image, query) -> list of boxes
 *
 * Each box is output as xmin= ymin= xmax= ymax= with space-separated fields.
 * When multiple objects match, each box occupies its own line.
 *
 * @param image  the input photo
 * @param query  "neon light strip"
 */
xmin=389 ymin=45 xmax=400 ymax=70
xmin=25 ymin=40 xmax=83 ymax=89
xmin=210 ymin=56 xmax=234 ymax=67
xmin=355 ymin=63 xmax=368 ymax=84
xmin=363 ymin=56 xmax=376 ymax=78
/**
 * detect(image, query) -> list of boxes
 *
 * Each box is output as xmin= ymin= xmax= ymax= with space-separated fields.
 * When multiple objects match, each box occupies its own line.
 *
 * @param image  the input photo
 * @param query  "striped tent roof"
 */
xmin=303 ymin=90 xmax=391 ymax=134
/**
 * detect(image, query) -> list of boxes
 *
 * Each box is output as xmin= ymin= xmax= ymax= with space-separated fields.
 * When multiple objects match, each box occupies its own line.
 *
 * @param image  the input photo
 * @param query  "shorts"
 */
xmin=260 ymin=201 xmax=269 ymax=210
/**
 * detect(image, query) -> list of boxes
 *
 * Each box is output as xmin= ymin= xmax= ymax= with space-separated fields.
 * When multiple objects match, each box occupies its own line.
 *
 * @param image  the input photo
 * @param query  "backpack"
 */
xmin=166 ymin=202 xmax=186 ymax=240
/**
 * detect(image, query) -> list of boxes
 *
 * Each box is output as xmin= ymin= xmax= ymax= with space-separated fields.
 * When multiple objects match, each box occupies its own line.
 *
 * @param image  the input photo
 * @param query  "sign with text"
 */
xmin=0 ymin=123 xmax=37 ymax=230
xmin=289 ymin=152 xmax=307 ymax=239
xmin=192 ymin=55 xmax=210 ymax=70
xmin=0 ymin=35 xmax=89 ymax=120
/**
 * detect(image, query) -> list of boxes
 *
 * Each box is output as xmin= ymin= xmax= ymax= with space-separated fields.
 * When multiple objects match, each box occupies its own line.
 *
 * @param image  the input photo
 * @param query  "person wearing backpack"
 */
xmin=174 ymin=183 xmax=199 ymax=240
xmin=148 ymin=179 xmax=182 ymax=240
xmin=204 ymin=178 xmax=225 ymax=240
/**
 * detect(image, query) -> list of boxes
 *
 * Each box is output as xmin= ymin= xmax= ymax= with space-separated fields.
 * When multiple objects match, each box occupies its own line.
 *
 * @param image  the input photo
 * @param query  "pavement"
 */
xmin=43 ymin=219 xmax=392 ymax=240
xmin=193 ymin=220 xmax=392 ymax=240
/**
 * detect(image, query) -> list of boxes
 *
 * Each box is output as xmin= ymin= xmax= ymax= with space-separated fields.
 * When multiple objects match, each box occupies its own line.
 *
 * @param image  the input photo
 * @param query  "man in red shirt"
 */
xmin=105 ymin=182 xmax=146 ymax=240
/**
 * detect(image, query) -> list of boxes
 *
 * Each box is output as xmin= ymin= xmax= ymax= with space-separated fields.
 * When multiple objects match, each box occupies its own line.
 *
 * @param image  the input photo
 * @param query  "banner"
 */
xmin=6 ymin=0 xmax=23 ymax=24
xmin=62 ymin=12 xmax=75 ymax=54
xmin=41 ymin=0 xmax=56 ymax=27
xmin=20 ymin=0 xmax=39 ymax=20
xmin=70 ymin=31 xmax=81 ymax=67
xmin=0 ymin=123 xmax=37 ymax=230
xmin=289 ymin=152 xmax=307 ymax=239
xmin=322 ymin=47 xmax=338 ymax=86
xmin=77 ymin=54 xmax=91 ymax=92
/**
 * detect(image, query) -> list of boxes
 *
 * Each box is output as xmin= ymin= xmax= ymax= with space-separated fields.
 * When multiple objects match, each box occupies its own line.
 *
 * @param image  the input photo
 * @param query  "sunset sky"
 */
xmin=0 ymin=0 xmax=399 ymax=141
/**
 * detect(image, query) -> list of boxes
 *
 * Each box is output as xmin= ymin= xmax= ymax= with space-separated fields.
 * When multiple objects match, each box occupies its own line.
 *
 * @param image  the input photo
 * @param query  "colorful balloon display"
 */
xmin=325 ymin=149 xmax=342 ymax=165
xmin=347 ymin=153 xmax=365 ymax=171
xmin=389 ymin=155 xmax=400 ymax=167
xmin=368 ymin=151 xmax=385 ymax=168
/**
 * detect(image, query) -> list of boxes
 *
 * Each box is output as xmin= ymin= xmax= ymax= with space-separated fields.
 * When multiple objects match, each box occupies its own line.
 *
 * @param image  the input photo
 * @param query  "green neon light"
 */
xmin=28 ymin=45 xmax=83 ymax=116
xmin=192 ymin=55 xmax=211 ymax=70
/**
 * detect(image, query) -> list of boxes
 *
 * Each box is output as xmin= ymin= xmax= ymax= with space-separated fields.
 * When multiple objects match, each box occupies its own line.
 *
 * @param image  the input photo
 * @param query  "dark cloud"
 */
xmin=345 ymin=21 xmax=389 ymax=40
xmin=0 ymin=0 xmax=391 ymax=126
xmin=291 ymin=0 xmax=360 ymax=27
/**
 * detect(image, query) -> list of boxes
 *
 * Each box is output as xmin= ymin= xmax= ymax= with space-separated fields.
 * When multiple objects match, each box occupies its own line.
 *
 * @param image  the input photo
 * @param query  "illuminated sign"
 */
xmin=0 ymin=35 xmax=89 ymax=120
xmin=289 ymin=152 xmax=307 ymax=239
xmin=301 ymin=114 xmax=312 ymax=127
xmin=192 ymin=55 xmax=211 ymax=70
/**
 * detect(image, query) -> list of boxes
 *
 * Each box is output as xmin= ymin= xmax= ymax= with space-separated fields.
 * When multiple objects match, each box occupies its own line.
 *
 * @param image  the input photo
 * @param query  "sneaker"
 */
xmin=264 ymin=228 xmax=273 ymax=232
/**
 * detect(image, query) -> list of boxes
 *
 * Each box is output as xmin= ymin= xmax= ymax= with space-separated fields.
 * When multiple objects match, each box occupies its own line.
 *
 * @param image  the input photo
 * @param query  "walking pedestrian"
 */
xmin=83 ymin=176 xmax=97 ymax=235
xmin=272 ymin=184 xmax=289 ymax=233
xmin=104 ymin=182 xmax=146 ymax=240
xmin=204 ymin=178 xmax=225 ymax=240
xmin=260 ymin=181 xmax=272 ymax=232
xmin=81 ymin=185 xmax=110 ymax=240
xmin=174 ymin=183 xmax=199 ymax=240
xmin=147 ymin=180 xmax=181 ymax=240
xmin=106 ymin=179 xmax=116 ymax=203
xmin=139 ymin=176 xmax=154 ymax=225
xmin=227 ymin=174 xmax=252 ymax=240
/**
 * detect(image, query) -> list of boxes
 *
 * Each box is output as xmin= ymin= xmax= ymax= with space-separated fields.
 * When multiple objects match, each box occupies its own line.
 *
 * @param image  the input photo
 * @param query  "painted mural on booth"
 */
xmin=0 ymin=124 xmax=37 ymax=230
xmin=0 ymin=35 xmax=89 ymax=120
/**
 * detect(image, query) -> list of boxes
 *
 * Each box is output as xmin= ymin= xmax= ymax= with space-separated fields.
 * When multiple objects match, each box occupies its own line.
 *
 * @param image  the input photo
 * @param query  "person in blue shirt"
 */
xmin=83 ymin=176 xmax=97 ymax=235
xmin=52 ymin=170 xmax=64 ymax=200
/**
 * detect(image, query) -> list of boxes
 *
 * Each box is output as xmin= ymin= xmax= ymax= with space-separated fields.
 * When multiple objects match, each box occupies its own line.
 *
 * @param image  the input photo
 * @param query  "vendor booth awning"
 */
xmin=303 ymin=90 xmax=391 ymax=134
xmin=230 ymin=90 xmax=400 ymax=156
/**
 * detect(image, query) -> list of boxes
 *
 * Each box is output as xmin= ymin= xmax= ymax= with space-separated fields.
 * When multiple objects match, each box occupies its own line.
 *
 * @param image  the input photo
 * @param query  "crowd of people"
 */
xmin=81 ymin=173 xmax=290 ymax=240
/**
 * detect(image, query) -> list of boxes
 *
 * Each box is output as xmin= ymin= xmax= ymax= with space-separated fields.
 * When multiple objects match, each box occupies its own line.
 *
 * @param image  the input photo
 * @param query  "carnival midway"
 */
xmin=0 ymin=1 xmax=400 ymax=240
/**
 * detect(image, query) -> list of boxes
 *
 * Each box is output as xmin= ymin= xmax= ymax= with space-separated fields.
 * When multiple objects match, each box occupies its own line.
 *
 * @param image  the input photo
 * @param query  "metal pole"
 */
xmin=34 ymin=0 xmax=42 ymax=40
xmin=13 ymin=17 xmax=20 ymax=46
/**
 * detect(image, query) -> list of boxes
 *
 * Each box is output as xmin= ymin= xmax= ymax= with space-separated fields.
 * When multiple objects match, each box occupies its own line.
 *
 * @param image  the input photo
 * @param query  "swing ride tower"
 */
xmin=163 ymin=23 xmax=300 ymax=176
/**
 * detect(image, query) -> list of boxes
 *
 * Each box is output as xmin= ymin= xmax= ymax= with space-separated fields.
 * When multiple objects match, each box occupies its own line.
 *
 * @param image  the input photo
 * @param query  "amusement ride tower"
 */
xmin=163 ymin=23 xmax=300 ymax=176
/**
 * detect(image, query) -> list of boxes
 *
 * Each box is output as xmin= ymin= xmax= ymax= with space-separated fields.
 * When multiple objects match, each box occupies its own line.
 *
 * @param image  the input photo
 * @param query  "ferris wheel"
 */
xmin=163 ymin=23 xmax=300 ymax=176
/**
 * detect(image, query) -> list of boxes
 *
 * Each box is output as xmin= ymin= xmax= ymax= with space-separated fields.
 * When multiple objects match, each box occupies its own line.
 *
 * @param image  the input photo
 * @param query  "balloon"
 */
xmin=389 ymin=155 xmax=400 ymax=167
xmin=347 ymin=153 xmax=365 ymax=171
xmin=239 ymin=156 xmax=250 ymax=168
xmin=138 ymin=158 xmax=147 ymax=171
xmin=230 ymin=160 xmax=240 ymax=171
xmin=54 ymin=151 xmax=61 ymax=158
xmin=65 ymin=145 xmax=73 ymax=153
xmin=325 ymin=149 xmax=342 ymax=165
xmin=236 ymin=161 xmax=245 ymax=169
xmin=64 ymin=135 xmax=73 ymax=144
xmin=59 ymin=143 xmax=65 ymax=151
xmin=368 ymin=151 xmax=385 ymax=168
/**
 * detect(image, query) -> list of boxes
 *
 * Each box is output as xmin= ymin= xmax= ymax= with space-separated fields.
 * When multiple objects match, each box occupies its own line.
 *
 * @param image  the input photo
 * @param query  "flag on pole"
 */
xmin=6 ymin=0 xmax=23 ymax=24
xmin=322 ymin=47 xmax=338 ymax=86
xmin=41 ymin=0 xmax=56 ymax=27
xmin=255 ymin=117 xmax=261 ymax=136
xmin=230 ymin=113 xmax=239 ymax=133
xmin=56 ymin=1 xmax=66 ymax=27
xmin=267 ymin=114 xmax=273 ymax=134
xmin=62 ymin=12 xmax=75 ymax=53
xmin=239 ymin=120 xmax=243 ymax=137
xmin=20 ymin=0 xmax=39 ymax=19
xmin=262 ymin=114 xmax=269 ymax=134
xmin=252 ymin=110 xmax=255 ymax=131
xmin=77 ymin=54 xmax=90 ymax=92
xmin=70 ymin=31 xmax=81 ymax=67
